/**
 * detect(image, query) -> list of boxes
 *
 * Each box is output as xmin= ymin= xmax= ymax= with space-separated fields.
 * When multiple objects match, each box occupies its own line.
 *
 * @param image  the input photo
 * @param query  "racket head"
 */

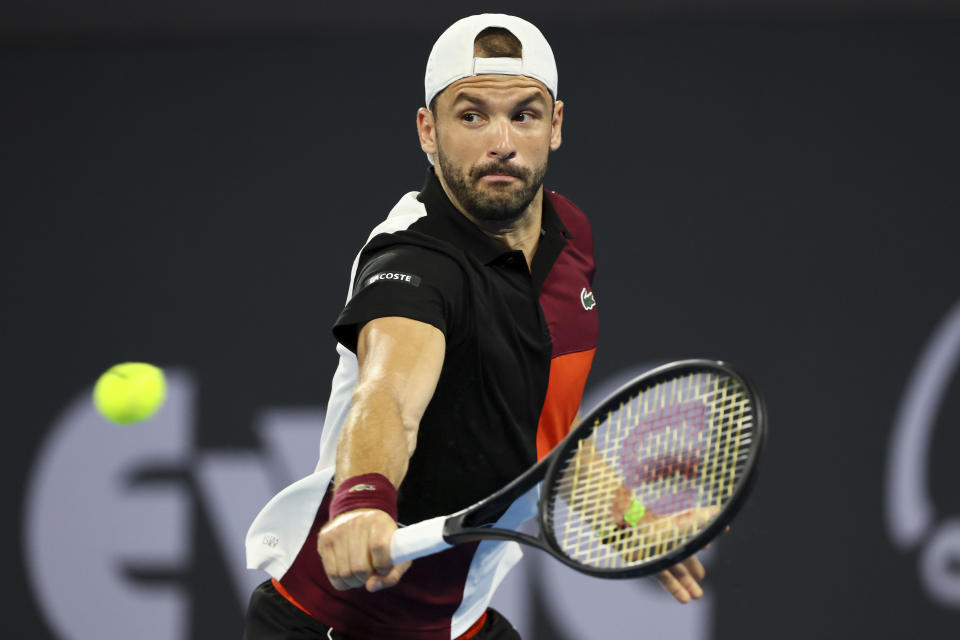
xmin=539 ymin=359 xmax=766 ymax=578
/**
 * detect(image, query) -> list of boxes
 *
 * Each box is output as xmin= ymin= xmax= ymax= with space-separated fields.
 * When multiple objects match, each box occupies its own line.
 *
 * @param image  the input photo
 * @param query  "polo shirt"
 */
xmin=245 ymin=169 xmax=598 ymax=639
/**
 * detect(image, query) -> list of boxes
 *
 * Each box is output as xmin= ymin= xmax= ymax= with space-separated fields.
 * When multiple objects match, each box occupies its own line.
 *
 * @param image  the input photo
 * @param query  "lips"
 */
xmin=472 ymin=164 xmax=527 ymax=182
xmin=475 ymin=170 xmax=526 ymax=184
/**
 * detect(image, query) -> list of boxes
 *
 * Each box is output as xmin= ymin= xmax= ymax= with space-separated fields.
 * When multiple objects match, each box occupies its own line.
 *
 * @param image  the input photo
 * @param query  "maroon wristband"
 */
xmin=329 ymin=473 xmax=398 ymax=522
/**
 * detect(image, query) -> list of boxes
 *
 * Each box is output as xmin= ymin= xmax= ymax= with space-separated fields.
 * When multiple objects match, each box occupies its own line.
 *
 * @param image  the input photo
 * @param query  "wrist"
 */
xmin=330 ymin=473 xmax=398 ymax=522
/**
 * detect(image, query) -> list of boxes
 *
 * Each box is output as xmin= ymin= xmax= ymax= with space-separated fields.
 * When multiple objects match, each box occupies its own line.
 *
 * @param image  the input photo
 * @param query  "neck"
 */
xmin=436 ymin=173 xmax=543 ymax=269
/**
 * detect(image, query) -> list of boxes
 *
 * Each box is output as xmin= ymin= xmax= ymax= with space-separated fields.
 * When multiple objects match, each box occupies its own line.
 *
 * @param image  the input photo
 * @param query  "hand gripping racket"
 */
xmin=390 ymin=359 xmax=766 ymax=578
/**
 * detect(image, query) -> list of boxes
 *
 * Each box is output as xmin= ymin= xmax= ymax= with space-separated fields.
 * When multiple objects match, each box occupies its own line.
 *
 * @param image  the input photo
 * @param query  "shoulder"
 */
xmin=354 ymin=191 xmax=468 ymax=282
xmin=353 ymin=226 xmax=468 ymax=305
xmin=335 ymin=237 xmax=468 ymax=353
xmin=360 ymin=192 xmax=467 ymax=261
xmin=364 ymin=191 xmax=428 ymax=241
xmin=357 ymin=239 xmax=463 ymax=282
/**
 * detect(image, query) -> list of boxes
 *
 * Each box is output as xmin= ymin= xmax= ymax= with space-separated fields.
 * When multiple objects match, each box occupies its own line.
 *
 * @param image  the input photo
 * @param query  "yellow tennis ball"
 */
xmin=93 ymin=362 xmax=167 ymax=425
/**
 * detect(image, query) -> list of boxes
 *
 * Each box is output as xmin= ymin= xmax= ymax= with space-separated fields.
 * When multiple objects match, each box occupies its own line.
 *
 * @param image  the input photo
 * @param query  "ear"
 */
xmin=549 ymin=100 xmax=564 ymax=152
xmin=417 ymin=107 xmax=438 ymax=156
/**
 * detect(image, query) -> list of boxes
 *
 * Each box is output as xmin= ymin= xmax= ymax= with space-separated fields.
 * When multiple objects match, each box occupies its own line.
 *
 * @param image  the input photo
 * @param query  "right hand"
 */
xmin=317 ymin=508 xmax=412 ymax=592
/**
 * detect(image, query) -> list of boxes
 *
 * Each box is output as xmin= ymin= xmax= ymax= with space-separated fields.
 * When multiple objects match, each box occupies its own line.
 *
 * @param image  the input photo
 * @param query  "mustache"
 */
xmin=470 ymin=163 xmax=530 ymax=181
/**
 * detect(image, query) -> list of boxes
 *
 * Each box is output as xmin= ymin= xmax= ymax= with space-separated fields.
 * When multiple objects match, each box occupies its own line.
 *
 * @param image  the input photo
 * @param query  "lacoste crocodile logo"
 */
xmin=348 ymin=484 xmax=377 ymax=492
xmin=581 ymin=288 xmax=596 ymax=311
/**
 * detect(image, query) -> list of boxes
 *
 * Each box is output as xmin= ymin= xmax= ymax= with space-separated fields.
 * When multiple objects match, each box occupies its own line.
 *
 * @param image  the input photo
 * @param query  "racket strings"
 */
xmin=546 ymin=372 xmax=755 ymax=570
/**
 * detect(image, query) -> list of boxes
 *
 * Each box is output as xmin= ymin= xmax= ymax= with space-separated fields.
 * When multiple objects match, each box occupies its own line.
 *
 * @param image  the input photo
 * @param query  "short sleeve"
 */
xmin=332 ymin=244 xmax=465 ymax=353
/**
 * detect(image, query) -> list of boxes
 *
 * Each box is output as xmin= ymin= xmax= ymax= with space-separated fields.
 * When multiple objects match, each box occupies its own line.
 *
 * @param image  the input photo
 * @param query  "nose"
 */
xmin=488 ymin=118 xmax=516 ymax=161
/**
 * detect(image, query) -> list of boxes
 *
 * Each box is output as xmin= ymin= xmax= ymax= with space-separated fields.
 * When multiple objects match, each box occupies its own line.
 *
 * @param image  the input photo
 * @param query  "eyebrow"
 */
xmin=451 ymin=90 xmax=548 ymax=110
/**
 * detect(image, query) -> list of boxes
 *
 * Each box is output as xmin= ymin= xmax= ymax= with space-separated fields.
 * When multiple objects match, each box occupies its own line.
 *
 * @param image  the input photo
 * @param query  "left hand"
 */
xmin=657 ymin=553 xmax=706 ymax=603
xmin=656 ymin=521 xmax=729 ymax=604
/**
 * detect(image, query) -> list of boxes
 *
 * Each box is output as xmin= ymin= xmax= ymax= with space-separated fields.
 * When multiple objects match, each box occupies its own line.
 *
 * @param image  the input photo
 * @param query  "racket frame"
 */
xmin=402 ymin=359 xmax=766 ymax=578
xmin=539 ymin=359 xmax=766 ymax=578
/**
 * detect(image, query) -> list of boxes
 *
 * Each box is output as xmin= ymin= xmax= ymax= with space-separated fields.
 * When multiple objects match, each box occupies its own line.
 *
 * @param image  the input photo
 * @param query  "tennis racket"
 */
xmin=390 ymin=359 xmax=766 ymax=578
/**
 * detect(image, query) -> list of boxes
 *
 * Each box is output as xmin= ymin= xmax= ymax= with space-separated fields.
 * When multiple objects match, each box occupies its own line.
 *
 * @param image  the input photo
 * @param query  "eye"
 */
xmin=514 ymin=111 xmax=538 ymax=123
xmin=461 ymin=113 xmax=481 ymax=124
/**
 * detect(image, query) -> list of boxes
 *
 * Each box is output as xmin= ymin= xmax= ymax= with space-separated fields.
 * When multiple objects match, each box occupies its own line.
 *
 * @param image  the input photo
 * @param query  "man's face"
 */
xmin=420 ymin=75 xmax=563 ymax=225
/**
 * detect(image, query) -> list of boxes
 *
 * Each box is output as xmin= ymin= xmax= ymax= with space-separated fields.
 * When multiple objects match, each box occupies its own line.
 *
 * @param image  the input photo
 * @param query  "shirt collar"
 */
xmin=417 ymin=168 xmax=569 ymax=265
xmin=541 ymin=189 xmax=572 ymax=240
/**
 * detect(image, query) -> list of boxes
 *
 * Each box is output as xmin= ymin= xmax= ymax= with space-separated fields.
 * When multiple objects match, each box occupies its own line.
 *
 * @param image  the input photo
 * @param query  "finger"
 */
xmin=324 ymin=518 xmax=361 ymax=590
xmin=669 ymin=561 xmax=704 ymax=600
xmin=318 ymin=531 xmax=347 ymax=591
xmin=368 ymin=560 xmax=412 ymax=592
xmin=683 ymin=554 xmax=706 ymax=582
xmin=343 ymin=518 xmax=372 ymax=589
xmin=364 ymin=516 xmax=397 ymax=592
xmin=657 ymin=568 xmax=691 ymax=604
xmin=334 ymin=535 xmax=360 ymax=589
xmin=368 ymin=519 xmax=396 ymax=577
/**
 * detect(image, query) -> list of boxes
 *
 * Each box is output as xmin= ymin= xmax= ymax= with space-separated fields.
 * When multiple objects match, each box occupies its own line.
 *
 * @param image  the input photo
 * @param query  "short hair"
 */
xmin=473 ymin=27 xmax=523 ymax=58
xmin=429 ymin=27 xmax=524 ymax=113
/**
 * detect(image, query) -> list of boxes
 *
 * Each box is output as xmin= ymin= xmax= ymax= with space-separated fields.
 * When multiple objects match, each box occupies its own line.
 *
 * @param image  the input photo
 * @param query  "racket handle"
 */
xmin=390 ymin=516 xmax=453 ymax=564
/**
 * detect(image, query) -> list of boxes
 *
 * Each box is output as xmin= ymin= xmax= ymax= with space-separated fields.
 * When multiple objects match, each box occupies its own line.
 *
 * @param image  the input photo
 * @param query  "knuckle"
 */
xmin=370 ymin=537 xmax=391 ymax=558
xmin=347 ymin=561 xmax=371 ymax=580
xmin=335 ymin=568 xmax=352 ymax=581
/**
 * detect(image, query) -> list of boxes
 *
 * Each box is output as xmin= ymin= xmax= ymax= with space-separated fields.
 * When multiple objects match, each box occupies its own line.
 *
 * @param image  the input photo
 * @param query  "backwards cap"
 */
xmin=424 ymin=14 xmax=558 ymax=108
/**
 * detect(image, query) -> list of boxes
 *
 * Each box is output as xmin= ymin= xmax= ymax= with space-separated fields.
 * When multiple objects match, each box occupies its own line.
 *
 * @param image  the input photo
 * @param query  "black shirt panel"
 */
xmin=530 ymin=194 xmax=570 ymax=292
xmin=332 ymin=244 xmax=467 ymax=353
xmin=400 ymin=249 xmax=551 ymax=523
xmin=331 ymin=169 xmax=563 ymax=523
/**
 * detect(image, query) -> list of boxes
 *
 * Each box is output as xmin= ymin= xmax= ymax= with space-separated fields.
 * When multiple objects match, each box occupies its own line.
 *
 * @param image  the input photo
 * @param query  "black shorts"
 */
xmin=242 ymin=580 xmax=521 ymax=640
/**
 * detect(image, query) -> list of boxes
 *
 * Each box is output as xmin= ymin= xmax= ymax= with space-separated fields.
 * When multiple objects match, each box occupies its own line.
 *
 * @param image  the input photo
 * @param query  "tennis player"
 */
xmin=243 ymin=14 xmax=708 ymax=639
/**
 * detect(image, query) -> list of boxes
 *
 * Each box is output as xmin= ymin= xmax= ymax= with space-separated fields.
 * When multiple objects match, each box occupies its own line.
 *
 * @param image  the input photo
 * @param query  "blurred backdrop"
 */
xmin=3 ymin=2 xmax=959 ymax=638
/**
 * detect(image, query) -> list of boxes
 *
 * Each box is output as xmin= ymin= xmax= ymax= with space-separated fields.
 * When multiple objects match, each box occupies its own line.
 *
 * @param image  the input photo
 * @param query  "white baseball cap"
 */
xmin=424 ymin=14 xmax=559 ymax=108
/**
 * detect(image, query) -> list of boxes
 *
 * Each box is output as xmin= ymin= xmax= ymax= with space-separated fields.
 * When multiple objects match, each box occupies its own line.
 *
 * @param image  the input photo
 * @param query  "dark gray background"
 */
xmin=3 ymin=6 xmax=959 ymax=639
xmin=3 ymin=1 xmax=960 ymax=39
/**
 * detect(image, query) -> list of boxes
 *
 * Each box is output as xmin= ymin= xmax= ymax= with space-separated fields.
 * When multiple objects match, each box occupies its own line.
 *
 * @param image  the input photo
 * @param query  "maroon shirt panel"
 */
xmin=280 ymin=491 xmax=481 ymax=640
xmin=542 ymin=190 xmax=599 ymax=357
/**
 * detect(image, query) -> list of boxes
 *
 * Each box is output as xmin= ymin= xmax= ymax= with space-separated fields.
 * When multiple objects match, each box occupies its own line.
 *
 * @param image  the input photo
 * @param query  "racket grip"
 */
xmin=390 ymin=516 xmax=453 ymax=564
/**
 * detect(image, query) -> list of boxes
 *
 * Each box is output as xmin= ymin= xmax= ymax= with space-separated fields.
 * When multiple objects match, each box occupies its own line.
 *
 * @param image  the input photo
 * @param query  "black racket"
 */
xmin=390 ymin=359 xmax=766 ymax=578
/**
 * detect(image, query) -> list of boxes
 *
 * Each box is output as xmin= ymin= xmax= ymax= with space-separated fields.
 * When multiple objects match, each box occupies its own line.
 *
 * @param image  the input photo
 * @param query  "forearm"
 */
xmin=334 ymin=383 xmax=415 ymax=487
xmin=317 ymin=316 xmax=444 ymax=592
xmin=332 ymin=316 xmax=444 ymax=489
xmin=321 ymin=387 xmax=413 ymax=593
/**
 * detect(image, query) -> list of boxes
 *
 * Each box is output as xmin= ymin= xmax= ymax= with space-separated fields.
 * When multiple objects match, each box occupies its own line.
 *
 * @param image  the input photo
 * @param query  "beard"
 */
xmin=437 ymin=147 xmax=548 ymax=225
